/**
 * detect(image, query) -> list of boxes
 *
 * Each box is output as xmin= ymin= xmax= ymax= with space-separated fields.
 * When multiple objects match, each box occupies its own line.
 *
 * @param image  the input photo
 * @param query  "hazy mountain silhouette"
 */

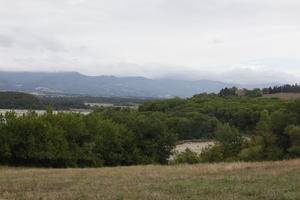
xmin=0 ymin=71 xmax=278 ymax=98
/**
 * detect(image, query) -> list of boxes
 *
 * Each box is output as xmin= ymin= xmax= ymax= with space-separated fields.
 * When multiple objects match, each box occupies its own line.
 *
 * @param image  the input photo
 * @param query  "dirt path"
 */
xmin=169 ymin=141 xmax=215 ymax=159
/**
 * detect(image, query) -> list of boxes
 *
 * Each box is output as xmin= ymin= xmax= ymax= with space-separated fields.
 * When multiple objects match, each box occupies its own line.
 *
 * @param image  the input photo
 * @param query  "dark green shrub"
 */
xmin=169 ymin=148 xmax=201 ymax=164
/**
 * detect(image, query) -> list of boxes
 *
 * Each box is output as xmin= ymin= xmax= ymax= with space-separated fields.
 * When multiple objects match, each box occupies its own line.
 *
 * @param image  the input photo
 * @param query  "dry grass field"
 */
xmin=263 ymin=93 xmax=300 ymax=99
xmin=1 ymin=159 xmax=300 ymax=200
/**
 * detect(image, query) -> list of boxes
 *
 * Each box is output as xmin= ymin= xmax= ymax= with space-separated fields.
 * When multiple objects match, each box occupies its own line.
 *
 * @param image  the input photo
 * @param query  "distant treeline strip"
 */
xmin=263 ymin=84 xmax=300 ymax=94
xmin=0 ymin=92 xmax=147 ymax=110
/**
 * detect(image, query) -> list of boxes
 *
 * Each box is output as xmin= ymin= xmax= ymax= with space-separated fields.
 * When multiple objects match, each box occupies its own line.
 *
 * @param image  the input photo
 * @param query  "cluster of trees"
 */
xmin=76 ymin=96 xmax=147 ymax=106
xmin=40 ymin=97 xmax=89 ymax=110
xmin=244 ymin=88 xmax=263 ymax=97
xmin=0 ymin=92 xmax=88 ymax=110
xmin=263 ymin=84 xmax=300 ymax=94
xmin=219 ymin=87 xmax=262 ymax=97
xmin=0 ymin=92 xmax=43 ymax=109
xmin=1 ymin=90 xmax=300 ymax=167
xmin=139 ymin=95 xmax=287 ymax=140
xmin=0 ymin=109 xmax=176 ymax=167
xmin=173 ymin=109 xmax=300 ymax=163
xmin=218 ymin=87 xmax=238 ymax=97
xmin=141 ymin=95 xmax=300 ymax=162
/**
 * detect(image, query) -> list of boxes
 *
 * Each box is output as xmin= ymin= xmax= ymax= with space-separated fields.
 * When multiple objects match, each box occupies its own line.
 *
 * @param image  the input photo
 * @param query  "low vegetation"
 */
xmin=1 ymin=159 xmax=300 ymax=200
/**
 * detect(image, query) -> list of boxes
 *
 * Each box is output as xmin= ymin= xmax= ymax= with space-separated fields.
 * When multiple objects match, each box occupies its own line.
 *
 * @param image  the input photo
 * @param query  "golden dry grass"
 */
xmin=263 ymin=93 xmax=300 ymax=99
xmin=1 ymin=159 xmax=300 ymax=200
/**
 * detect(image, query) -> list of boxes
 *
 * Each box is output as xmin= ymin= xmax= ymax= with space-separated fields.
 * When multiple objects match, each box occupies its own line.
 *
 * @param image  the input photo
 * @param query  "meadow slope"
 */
xmin=263 ymin=92 xmax=300 ymax=99
xmin=1 ymin=159 xmax=300 ymax=200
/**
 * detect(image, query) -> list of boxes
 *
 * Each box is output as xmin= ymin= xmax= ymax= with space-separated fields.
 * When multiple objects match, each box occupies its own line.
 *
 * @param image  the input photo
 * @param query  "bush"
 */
xmin=169 ymin=148 xmax=201 ymax=164
xmin=238 ymin=145 xmax=264 ymax=161
xmin=200 ymin=145 xmax=224 ymax=163
xmin=285 ymin=125 xmax=300 ymax=157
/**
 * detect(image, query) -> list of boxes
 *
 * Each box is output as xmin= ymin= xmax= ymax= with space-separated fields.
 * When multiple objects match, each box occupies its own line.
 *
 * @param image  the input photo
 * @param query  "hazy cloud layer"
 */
xmin=0 ymin=0 xmax=300 ymax=83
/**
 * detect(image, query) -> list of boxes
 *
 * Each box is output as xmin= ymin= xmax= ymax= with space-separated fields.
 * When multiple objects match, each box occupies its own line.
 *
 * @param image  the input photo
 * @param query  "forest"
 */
xmin=0 ymin=109 xmax=175 ymax=167
xmin=1 ymin=89 xmax=300 ymax=167
xmin=263 ymin=84 xmax=300 ymax=94
xmin=218 ymin=83 xmax=300 ymax=97
xmin=140 ymin=93 xmax=300 ymax=163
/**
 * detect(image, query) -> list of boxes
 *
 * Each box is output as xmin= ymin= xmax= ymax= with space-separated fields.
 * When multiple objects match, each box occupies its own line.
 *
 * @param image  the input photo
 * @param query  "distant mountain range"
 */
xmin=0 ymin=71 xmax=279 ymax=98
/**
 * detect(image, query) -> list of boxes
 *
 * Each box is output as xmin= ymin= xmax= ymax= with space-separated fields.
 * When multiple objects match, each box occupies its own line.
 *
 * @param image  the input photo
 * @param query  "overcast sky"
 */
xmin=0 ymin=0 xmax=300 ymax=83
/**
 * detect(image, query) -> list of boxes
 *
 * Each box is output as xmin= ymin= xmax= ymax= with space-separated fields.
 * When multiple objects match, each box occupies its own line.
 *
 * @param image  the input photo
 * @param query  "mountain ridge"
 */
xmin=0 ymin=71 xmax=279 ymax=98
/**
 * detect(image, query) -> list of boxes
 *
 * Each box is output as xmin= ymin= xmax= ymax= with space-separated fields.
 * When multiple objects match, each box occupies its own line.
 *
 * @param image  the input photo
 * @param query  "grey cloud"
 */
xmin=211 ymin=38 xmax=224 ymax=45
xmin=34 ymin=36 xmax=65 ymax=52
xmin=82 ymin=62 xmax=300 ymax=85
xmin=218 ymin=68 xmax=295 ymax=84
xmin=0 ymin=35 xmax=14 ymax=47
xmin=0 ymin=0 xmax=300 ymax=84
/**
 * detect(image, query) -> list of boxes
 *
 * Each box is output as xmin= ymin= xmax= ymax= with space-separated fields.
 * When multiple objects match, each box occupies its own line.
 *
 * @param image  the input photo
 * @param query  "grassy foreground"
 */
xmin=1 ymin=160 xmax=300 ymax=200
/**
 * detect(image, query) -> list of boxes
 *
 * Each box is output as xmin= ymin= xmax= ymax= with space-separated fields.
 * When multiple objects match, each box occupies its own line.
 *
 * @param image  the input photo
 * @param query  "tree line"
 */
xmin=0 ymin=92 xmax=146 ymax=110
xmin=0 ymin=109 xmax=175 ymax=167
xmin=140 ymin=94 xmax=300 ymax=163
xmin=218 ymin=84 xmax=300 ymax=97
xmin=218 ymin=87 xmax=263 ymax=97
xmin=262 ymin=84 xmax=300 ymax=94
